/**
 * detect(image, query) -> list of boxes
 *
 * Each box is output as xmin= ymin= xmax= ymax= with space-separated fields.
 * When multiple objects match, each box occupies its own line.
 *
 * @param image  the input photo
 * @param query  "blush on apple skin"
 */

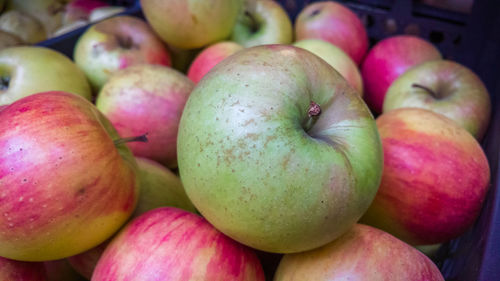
xmin=92 ymin=207 xmax=265 ymax=281
xmin=274 ymin=224 xmax=445 ymax=281
xmin=0 ymin=256 xmax=47 ymax=281
xmin=361 ymin=108 xmax=490 ymax=246
xmin=187 ymin=41 xmax=244 ymax=84
xmin=360 ymin=35 xmax=442 ymax=114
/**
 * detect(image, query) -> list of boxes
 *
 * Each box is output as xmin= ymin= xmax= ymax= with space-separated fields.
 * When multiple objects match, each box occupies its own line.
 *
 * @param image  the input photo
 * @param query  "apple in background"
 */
xmin=0 ymin=91 xmax=140 ymax=261
xmin=68 ymin=157 xmax=197 ymax=279
xmin=50 ymin=20 xmax=88 ymax=38
xmin=140 ymin=0 xmax=243 ymax=49
xmin=88 ymin=6 xmax=126 ymax=23
xmin=0 ymin=46 xmax=92 ymax=106
xmin=177 ymin=45 xmax=383 ymax=253
xmin=294 ymin=1 xmax=369 ymax=65
xmin=0 ymin=256 xmax=47 ymax=281
xmin=187 ymin=41 xmax=244 ymax=84
xmin=0 ymin=30 xmax=24 ymax=50
xmin=360 ymin=108 xmax=490 ymax=246
xmin=92 ymin=207 xmax=265 ymax=280
xmin=419 ymin=0 xmax=474 ymax=14
xmin=73 ymin=15 xmax=172 ymax=92
xmin=62 ymin=0 xmax=109 ymax=25
xmin=44 ymin=259 xmax=87 ymax=281
xmin=5 ymin=0 xmax=70 ymax=36
xmin=361 ymin=35 xmax=442 ymax=114
xmin=383 ymin=59 xmax=491 ymax=140
xmin=274 ymin=224 xmax=445 ymax=281
xmin=96 ymin=64 xmax=194 ymax=168
xmin=293 ymin=38 xmax=363 ymax=96
xmin=231 ymin=0 xmax=293 ymax=48
xmin=0 ymin=10 xmax=46 ymax=44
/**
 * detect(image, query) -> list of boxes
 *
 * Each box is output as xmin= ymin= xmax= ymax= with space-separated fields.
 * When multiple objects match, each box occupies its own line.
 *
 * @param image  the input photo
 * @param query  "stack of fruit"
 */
xmin=0 ymin=0 xmax=492 ymax=280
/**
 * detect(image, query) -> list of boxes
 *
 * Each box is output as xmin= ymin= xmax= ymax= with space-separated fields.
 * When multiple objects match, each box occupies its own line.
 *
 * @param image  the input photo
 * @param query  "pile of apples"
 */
xmin=0 ymin=0 xmax=492 ymax=280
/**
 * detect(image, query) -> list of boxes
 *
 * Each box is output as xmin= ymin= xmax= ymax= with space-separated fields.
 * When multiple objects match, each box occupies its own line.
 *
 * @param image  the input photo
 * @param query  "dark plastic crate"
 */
xmin=38 ymin=1 xmax=500 ymax=280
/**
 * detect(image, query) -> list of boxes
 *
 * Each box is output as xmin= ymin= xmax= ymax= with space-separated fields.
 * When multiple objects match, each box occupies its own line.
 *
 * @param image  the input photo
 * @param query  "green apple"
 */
xmin=231 ymin=0 xmax=293 ymax=47
xmin=0 ymin=30 xmax=23 ymax=50
xmin=383 ymin=60 xmax=491 ymax=140
xmin=0 ymin=46 xmax=92 ymax=106
xmin=177 ymin=44 xmax=383 ymax=253
xmin=140 ymin=0 xmax=243 ymax=49
xmin=293 ymin=38 xmax=363 ymax=96
xmin=0 ymin=10 xmax=46 ymax=44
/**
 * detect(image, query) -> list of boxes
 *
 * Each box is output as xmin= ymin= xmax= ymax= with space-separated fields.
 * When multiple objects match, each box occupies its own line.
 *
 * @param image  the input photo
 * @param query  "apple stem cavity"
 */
xmin=411 ymin=83 xmax=441 ymax=99
xmin=116 ymin=35 xmax=134 ymax=49
xmin=113 ymin=134 xmax=148 ymax=146
xmin=0 ymin=76 xmax=10 ymax=91
xmin=244 ymin=10 xmax=260 ymax=33
xmin=303 ymin=101 xmax=321 ymax=132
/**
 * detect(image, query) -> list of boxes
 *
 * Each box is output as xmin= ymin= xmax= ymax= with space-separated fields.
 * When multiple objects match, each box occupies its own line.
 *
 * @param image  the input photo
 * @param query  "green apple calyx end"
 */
xmin=411 ymin=83 xmax=442 ymax=99
xmin=0 ymin=76 xmax=9 ymax=91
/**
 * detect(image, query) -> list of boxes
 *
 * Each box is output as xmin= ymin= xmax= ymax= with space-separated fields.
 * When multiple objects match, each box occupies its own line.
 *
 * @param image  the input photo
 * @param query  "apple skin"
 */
xmin=67 ymin=157 xmax=197 ymax=279
xmin=0 ymin=256 xmax=47 ymax=281
xmin=62 ymin=0 xmax=109 ymax=25
xmin=91 ymin=207 xmax=265 ymax=281
xmin=73 ymin=15 xmax=172 ymax=92
xmin=140 ymin=0 xmax=243 ymax=49
xmin=0 ymin=46 xmax=92 ymax=106
xmin=187 ymin=41 xmax=244 ymax=84
xmin=294 ymin=1 xmax=369 ymax=65
xmin=0 ymin=30 xmax=24 ymax=50
xmin=177 ymin=44 xmax=383 ymax=253
xmin=293 ymin=38 xmax=363 ymax=96
xmin=274 ymin=224 xmax=445 ymax=281
xmin=0 ymin=91 xmax=139 ymax=261
xmin=361 ymin=35 xmax=442 ymax=114
xmin=383 ymin=59 xmax=491 ymax=140
xmin=0 ymin=10 xmax=46 ymax=44
xmin=360 ymin=108 xmax=490 ymax=246
xmin=231 ymin=0 xmax=293 ymax=48
xmin=96 ymin=64 xmax=194 ymax=168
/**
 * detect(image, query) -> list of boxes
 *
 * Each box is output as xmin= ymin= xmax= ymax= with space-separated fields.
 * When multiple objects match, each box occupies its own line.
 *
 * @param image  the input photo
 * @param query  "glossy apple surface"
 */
xmin=73 ymin=15 xmax=171 ymax=91
xmin=0 ymin=91 xmax=139 ymax=261
xmin=361 ymin=35 xmax=442 ymax=114
xmin=360 ymin=108 xmax=490 ymax=245
xmin=231 ymin=0 xmax=293 ymax=47
xmin=383 ymin=59 xmax=491 ymax=140
xmin=187 ymin=41 xmax=244 ymax=84
xmin=96 ymin=64 xmax=194 ymax=168
xmin=0 ymin=46 xmax=92 ymax=106
xmin=295 ymin=1 xmax=369 ymax=65
xmin=140 ymin=0 xmax=243 ymax=49
xmin=92 ymin=207 xmax=265 ymax=281
xmin=274 ymin=224 xmax=445 ymax=281
xmin=293 ymin=38 xmax=363 ymax=96
xmin=178 ymin=44 xmax=383 ymax=253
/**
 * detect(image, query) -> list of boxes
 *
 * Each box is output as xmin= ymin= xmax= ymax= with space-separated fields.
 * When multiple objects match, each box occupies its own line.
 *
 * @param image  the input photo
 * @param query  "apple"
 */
xmin=419 ymin=0 xmax=474 ymax=14
xmin=62 ymin=0 xmax=109 ymax=25
xmin=96 ymin=64 xmax=194 ymax=168
xmin=0 ymin=256 xmax=47 ymax=281
xmin=0 ymin=46 xmax=92 ymax=106
xmin=273 ymin=224 xmax=445 ymax=280
xmin=294 ymin=1 xmax=369 ymax=65
xmin=88 ymin=6 xmax=126 ymax=23
xmin=360 ymin=108 xmax=490 ymax=246
xmin=73 ymin=15 xmax=172 ymax=92
xmin=0 ymin=91 xmax=140 ymax=261
xmin=361 ymin=35 xmax=442 ymax=114
xmin=140 ymin=0 xmax=243 ymax=49
xmin=166 ymin=44 xmax=202 ymax=74
xmin=187 ymin=41 xmax=244 ymax=84
xmin=0 ymin=10 xmax=46 ymax=44
xmin=383 ymin=59 xmax=491 ymax=140
xmin=50 ymin=20 xmax=88 ymax=38
xmin=44 ymin=259 xmax=87 ymax=281
xmin=0 ymin=30 xmax=24 ymax=50
xmin=91 ymin=207 xmax=265 ymax=280
xmin=231 ymin=0 xmax=293 ymax=48
xmin=293 ymin=38 xmax=363 ymax=96
xmin=177 ymin=44 xmax=383 ymax=253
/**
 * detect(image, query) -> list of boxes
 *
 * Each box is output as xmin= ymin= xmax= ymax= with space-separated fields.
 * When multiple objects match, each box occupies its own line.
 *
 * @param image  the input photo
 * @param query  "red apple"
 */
xmin=187 ymin=41 xmax=244 ymax=84
xmin=0 ymin=91 xmax=139 ymax=261
xmin=274 ymin=224 xmax=444 ymax=280
xmin=96 ymin=64 xmax=194 ymax=168
xmin=294 ymin=1 xmax=369 ymax=65
xmin=92 ymin=207 xmax=266 ymax=281
xmin=0 ymin=256 xmax=47 ymax=281
xmin=62 ymin=0 xmax=109 ymax=25
xmin=73 ymin=15 xmax=172 ymax=91
xmin=361 ymin=35 xmax=442 ymax=114
xmin=360 ymin=108 xmax=490 ymax=245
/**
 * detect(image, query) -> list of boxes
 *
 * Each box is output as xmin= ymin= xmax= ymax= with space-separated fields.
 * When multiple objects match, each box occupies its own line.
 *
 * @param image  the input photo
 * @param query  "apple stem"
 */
xmin=113 ymin=134 xmax=148 ymax=146
xmin=303 ymin=101 xmax=321 ymax=131
xmin=412 ymin=83 xmax=439 ymax=99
